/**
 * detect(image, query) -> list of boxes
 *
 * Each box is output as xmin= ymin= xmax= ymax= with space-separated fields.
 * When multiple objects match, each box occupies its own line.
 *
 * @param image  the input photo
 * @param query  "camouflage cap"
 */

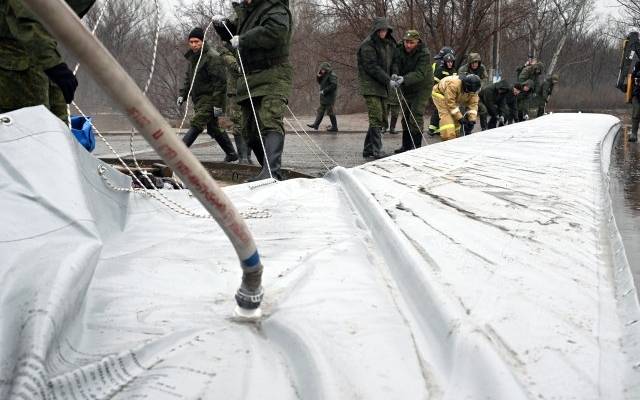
xmin=403 ymin=30 xmax=421 ymax=41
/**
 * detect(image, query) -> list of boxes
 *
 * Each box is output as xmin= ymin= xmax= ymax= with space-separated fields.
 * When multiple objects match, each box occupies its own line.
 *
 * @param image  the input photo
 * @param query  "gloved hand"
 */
xmin=44 ymin=63 xmax=78 ymax=104
xmin=463 ymin=120 xmax=475 ymax=134
xmin=230 ymin=35 xmax=240 ymax=49
xmin=212 ymin=14 xmax=226 ymax=25
xmin=176 ymin=96 xmax=184 ymax=106
xmin=394 ymin=75 xmax=404 ymax=85
xmin=319 ymin=90 xmax=324 ymax=96
xmin=523 ymin=114 xmax=529 ymax=121
xmin=213 ymin=107 xmax=223 ymax=117
xmin=390 ymin=79 xmax=400 ymax=89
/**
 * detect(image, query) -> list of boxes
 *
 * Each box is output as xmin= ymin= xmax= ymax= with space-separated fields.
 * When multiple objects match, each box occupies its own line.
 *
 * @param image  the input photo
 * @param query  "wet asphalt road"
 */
xmin=97 ymin=127 xmax=639 ymax=293
xmin=610 ymin=128 xmax=640 ymax=289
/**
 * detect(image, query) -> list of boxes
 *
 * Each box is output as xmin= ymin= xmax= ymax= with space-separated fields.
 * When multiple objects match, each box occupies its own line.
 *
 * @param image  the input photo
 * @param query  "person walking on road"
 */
xmin=177 ymin=27 xmax=238 ymax=163
xmin=307 ymin=62 xmax=338 ymax=132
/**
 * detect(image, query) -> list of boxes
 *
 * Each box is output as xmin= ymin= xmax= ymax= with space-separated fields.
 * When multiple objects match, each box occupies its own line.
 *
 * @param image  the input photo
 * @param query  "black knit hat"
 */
xmin=189 ymin=27 xmax=204 ymax=40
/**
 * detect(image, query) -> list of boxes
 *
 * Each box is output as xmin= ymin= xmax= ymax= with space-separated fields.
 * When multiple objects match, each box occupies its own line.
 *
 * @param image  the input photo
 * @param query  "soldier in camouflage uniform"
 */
xmin=535 ymin=74 xmax=558 ymax=117
xmin=307 ymin=62 xmax=338 ymax=132
xmin=215 ymin=0 xmax=293 ymax=181
xmin=478 ymin=79 xmax=511 ymax=130
xmin=428 ymin=52 xmax=456 ymax=135
xmin=177 ymin=28 xmax=238 ymax=163
xmin=0 ymin=0 xmax=95 ymax=122
xmin=217 ymin=43 xmax=253 ymax=164
xmin=517 ymin=60 xmax=544 ymax=120
xmin=629 ymin=61 xmax=640 ymax=142
xmin=357 ymin=17 xmax=396 ymax=159
xmin=503 ymin=80 xmax=532 ymax=124
xmin=390 ymin=30 xmax=431 ymax=153
xmin=458 ymin=53 xmax=489 ymax=87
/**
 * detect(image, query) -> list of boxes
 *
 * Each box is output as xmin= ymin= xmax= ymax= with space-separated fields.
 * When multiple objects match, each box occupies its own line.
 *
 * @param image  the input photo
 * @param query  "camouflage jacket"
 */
xmin=479 ymin=79 xmax=511 ymax=117
xmin=357 ymin=17 xmax=396 ymax=98
xmin=391 ymin=40 xmax=432 ymax=105
xmin=518 ymin=62 xmax=544 ymax=92
xmin=227 ymin=0 xmax=293 ymax=103
xmin=180 ymin=43 xmax=227 ymax=105
xmin=217 ymin=44 xmax=241 ymax=97
xmin=457 ymin=53 xmax=489 ymax=86
xmin=1 ymin=0 xmax=96 ymax=71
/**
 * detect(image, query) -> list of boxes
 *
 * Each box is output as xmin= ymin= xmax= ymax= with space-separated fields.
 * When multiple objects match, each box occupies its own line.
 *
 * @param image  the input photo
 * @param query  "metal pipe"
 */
xmin=22 ymin=0 xmax=263 ymax=309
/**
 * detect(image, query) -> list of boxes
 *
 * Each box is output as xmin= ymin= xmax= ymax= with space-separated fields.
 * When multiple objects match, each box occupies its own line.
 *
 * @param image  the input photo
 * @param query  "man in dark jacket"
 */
xmin=390 ymin=30 xmax=431 ymax=153
xmin=478 ymin=79 xmax=511 ymax=130
xmin=307 ymin=62 xmax=338 ymax=132
xmin=630 ymin=61 xmax=640 ymax=142
xmin=503 ymin=80 xmax=532 ymax=124
xmin=215 ymin=0 xmax=293 ymax=181
xmin=0 ymin=0 xmax=95 ymax=122
xmin=177 ymin=27 xmax=238 ymax=162
xmin=357 ymin=17 xmax=396 ymax=159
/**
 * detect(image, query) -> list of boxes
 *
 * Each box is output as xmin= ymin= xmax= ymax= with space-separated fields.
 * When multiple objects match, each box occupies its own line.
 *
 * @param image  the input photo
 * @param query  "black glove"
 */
xmin=44 ymin=63 xmax=78 ymax=104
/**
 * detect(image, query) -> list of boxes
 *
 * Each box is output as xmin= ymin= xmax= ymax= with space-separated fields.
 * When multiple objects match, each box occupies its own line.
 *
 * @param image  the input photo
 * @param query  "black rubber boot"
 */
xmin=327 ymin=115 xmax=338 ymax=132
xmin=247 ymin=131 xmax=284 ymax=182
xmin=234 ymin=135 xmax=253 ymax=164
xmin=212 ymin=130 xmax=238 ymax=162
xmin=370 ymin=127 xmax=387 ymax=159
xmin=630 ymin=129 xmax=638 ymax=143
xmin=388 ymin=115 xmax=398 ymax=134
xmin=307 ymin=110 xmax=324 ymax=130
xmin=182 ymin=127 xmax=203 ymax=147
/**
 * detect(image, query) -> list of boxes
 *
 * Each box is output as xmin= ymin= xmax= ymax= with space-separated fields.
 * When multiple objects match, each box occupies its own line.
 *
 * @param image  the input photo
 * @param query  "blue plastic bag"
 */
xmin=70 ymin=115 xmax=95 ymax=152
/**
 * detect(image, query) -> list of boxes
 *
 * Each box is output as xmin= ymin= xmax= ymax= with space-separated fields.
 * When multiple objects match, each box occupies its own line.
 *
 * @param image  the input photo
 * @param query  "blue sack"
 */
xmin=70 ymin=115 xmax=95 ymax=152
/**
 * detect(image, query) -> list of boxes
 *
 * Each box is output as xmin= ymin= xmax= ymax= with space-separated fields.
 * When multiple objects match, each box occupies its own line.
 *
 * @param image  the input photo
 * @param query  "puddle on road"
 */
xmin=610 ymin=127 xmax=640 ymax=293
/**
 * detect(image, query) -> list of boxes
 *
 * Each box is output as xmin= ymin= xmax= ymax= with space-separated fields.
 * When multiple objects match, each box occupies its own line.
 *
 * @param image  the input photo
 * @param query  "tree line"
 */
xmin=69 ymin=0 xmax=637 ymax=120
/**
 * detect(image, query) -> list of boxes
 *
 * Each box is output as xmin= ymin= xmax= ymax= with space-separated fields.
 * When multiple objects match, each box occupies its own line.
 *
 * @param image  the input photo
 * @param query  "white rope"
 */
xmin=67 ymin=0 xmax=109 ymax=125
xmin=128 ymin=0 xmax=162 ymax=191
xmin=222 ymin=21 xmax=274 ymax=181
xmin=284 ymin=118 xmax=332 ymax=173
xmin=394 ymin=88 xmax=416 ymax=150
xmin=285 ymin=104 xmax=340 ymax=168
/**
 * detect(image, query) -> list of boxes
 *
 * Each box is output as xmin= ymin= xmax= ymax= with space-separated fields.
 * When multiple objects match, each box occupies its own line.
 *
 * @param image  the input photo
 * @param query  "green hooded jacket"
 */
xmin=458 ymin=53 xmax=489 ymax=86
xmin=391 ymin=40 xmax=432 ymax=105
xmin=479 ymin=79 xmax=511 ymax=116
xmin=357 ymin=17 xmax=396 ymax=98
xmin=229 ymin=0 xmax=293 ymax=103
xmin=317 ymin=62 xmax=338 ymax=105
xmin=518 ymin=61 xmax=545 ymax=92
xmin=180 ymin=43 xmax=227 ymax=105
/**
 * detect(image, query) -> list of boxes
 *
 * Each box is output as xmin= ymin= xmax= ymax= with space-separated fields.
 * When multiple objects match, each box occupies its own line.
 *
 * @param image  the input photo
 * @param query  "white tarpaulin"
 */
xmin=1 ymin=106 xmax=639 ymax=399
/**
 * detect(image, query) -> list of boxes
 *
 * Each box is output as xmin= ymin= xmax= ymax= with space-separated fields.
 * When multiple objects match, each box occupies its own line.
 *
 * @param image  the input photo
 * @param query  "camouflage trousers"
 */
xmin=190 ymin=95 xmax=226 ymax=132
xmin=0 ymin=65 xmax=68 ymax=123
xmin=364 ymin=95 xmax=387 ymax=129
xmin=226 ymin=96 xmax=243 ymax=136
xmin=240 ymin=95 xmax=287 ymax=137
